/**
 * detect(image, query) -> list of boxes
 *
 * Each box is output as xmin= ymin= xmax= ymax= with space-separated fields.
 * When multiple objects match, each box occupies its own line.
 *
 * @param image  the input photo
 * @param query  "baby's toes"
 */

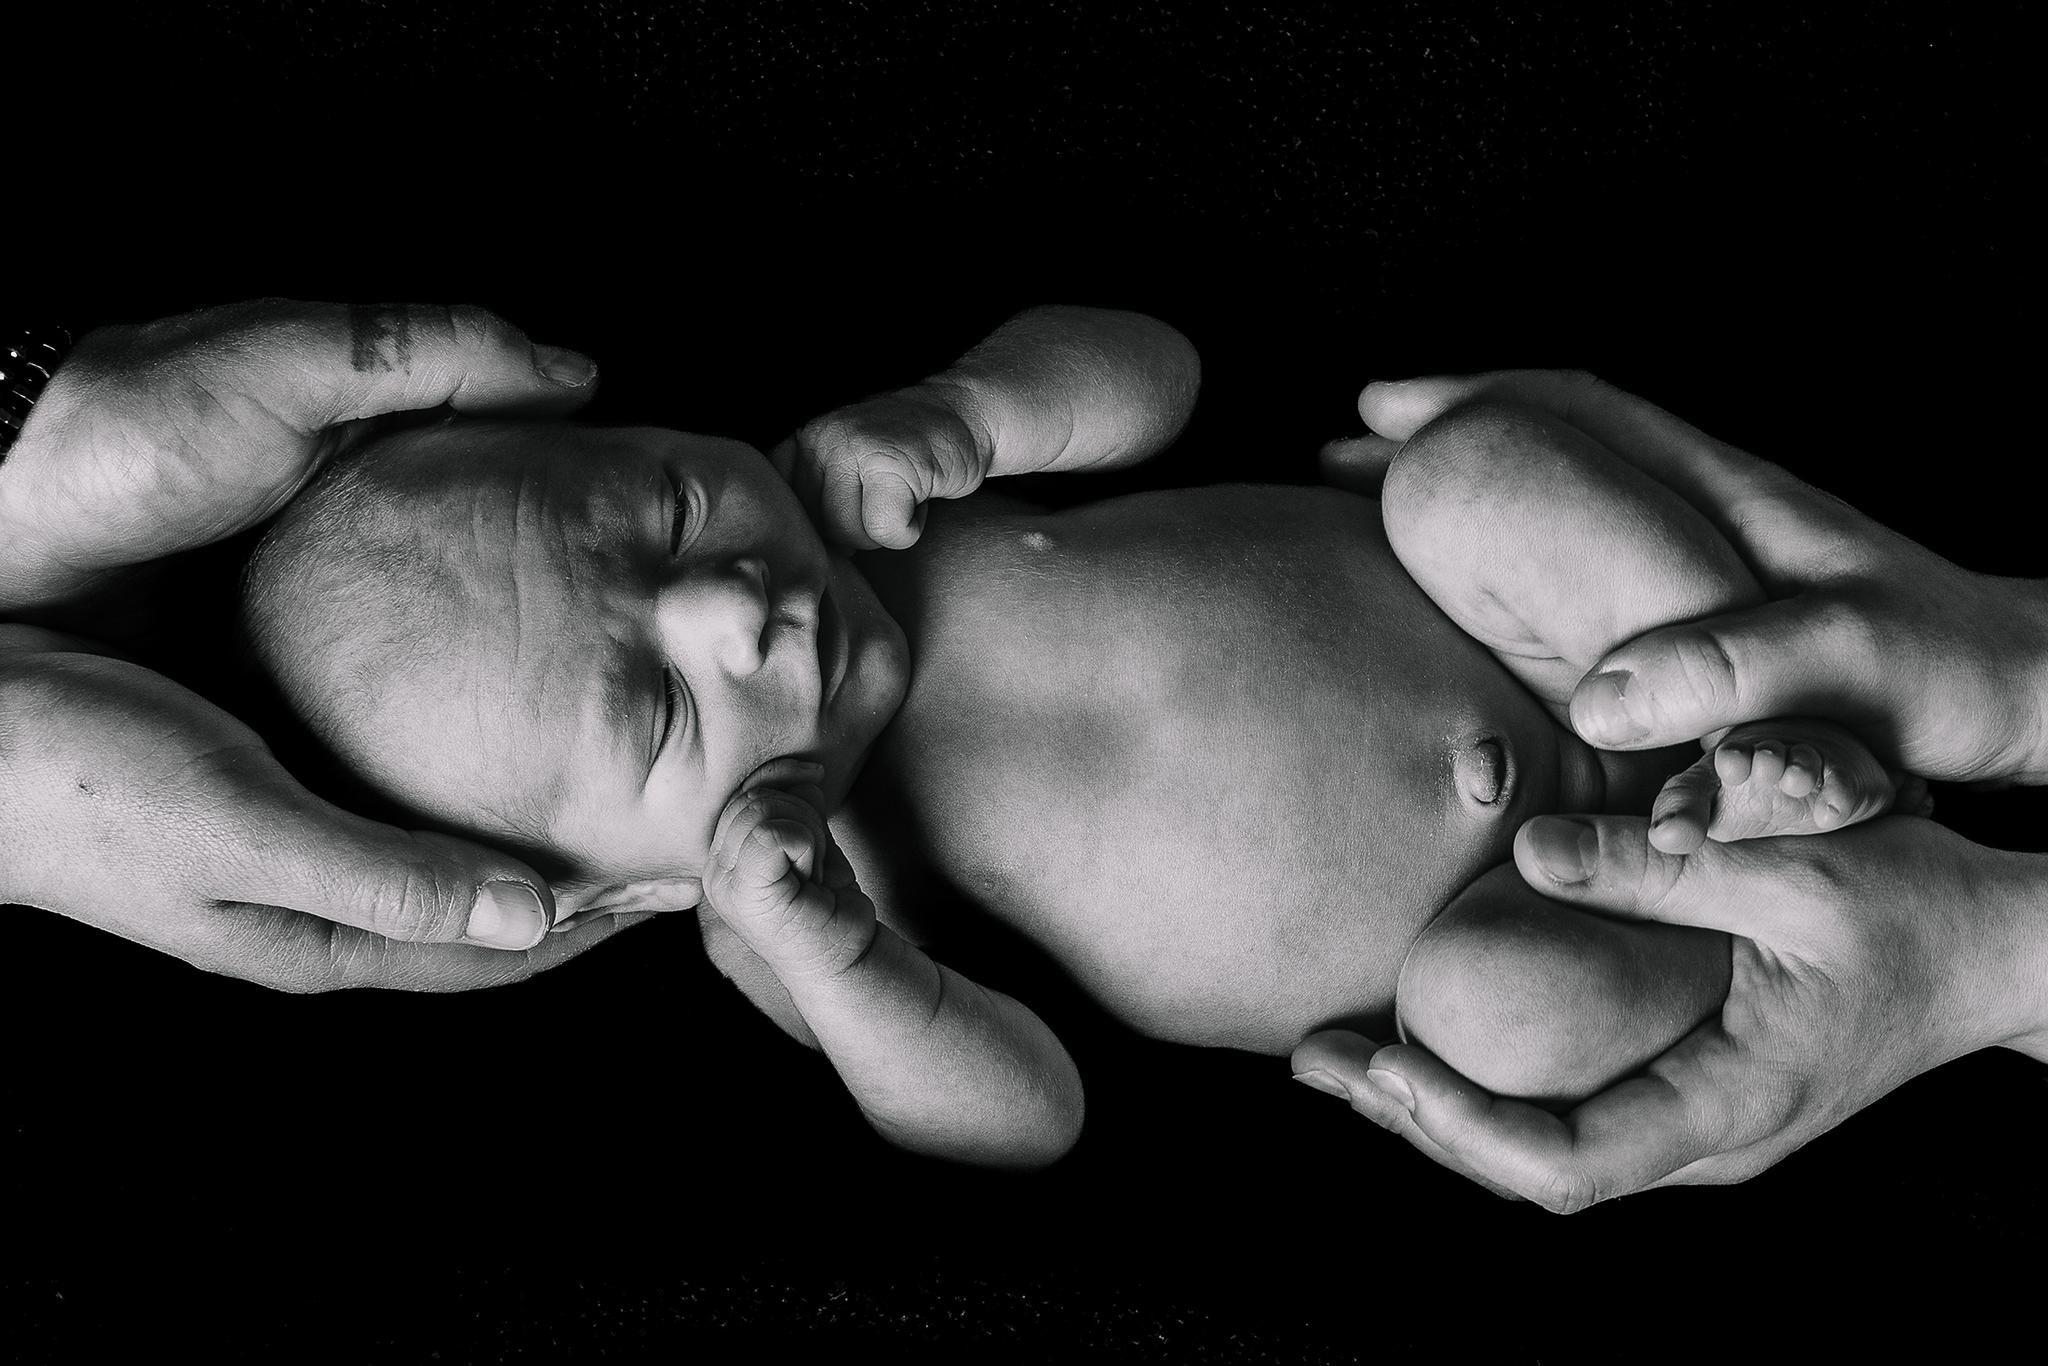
xmin=1649 ymin=757 xmax=1720 ymax=855
xmin=1704 ymin=718 xmax=1899 ymax=843
xmin=1778 ymin=742 xmax=1823 ymax=800
xmin=1746 ymin=740 xmax=1787 ymax=789
xmin=1714 ymin=743 xmax=1753 ymax=788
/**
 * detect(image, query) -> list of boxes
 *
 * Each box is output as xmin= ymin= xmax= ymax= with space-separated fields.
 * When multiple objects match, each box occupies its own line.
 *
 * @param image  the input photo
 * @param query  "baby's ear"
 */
xmin=551 ymin=875 xmax=702 ymax=932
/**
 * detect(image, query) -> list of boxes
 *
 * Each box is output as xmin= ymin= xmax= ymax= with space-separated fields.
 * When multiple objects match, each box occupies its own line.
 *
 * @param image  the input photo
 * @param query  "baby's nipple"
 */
xmin=1453 ymin=734 xmax=1509 ymax=807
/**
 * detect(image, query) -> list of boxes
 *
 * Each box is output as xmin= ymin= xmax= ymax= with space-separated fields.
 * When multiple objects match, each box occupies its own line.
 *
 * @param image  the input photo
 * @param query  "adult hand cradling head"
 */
xmin=0 ymin=299 xmax=653 ymax=991
xmin=1302 ymin=370 xmax=2048 ymax=1210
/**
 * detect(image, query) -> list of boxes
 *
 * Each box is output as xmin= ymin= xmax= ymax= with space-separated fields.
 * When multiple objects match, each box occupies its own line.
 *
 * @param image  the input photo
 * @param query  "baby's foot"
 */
xmin=1647 ymin=718 xmax=1932 ymax=855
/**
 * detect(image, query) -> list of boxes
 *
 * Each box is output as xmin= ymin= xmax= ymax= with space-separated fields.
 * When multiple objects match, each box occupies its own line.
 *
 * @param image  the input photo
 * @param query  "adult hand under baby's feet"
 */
xmin=1346 ymin=369 xmax=2048 ymax=787
xmin=702 ymin=765 xmax=881 ymax=981
xmin=1300 ymin=813 xmax=2048 ymax=1213
xmin=1646 ymin=717 xmax=1932 ymax=855
xmin=770 ymin=387 xmax=992 ymax=551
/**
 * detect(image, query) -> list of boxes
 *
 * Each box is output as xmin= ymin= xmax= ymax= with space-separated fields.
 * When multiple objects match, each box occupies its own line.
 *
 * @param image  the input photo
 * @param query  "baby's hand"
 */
xmin=703 ymin=772 xmax=879 ymax=981
xmin=770 ymin=386 xmax=991 ymax=551
xmin=1647 ymin=718 xmax=1933 ymax=855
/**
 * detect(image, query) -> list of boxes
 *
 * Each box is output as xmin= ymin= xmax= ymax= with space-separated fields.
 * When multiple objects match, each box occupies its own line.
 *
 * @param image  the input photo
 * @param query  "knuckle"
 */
xmin=1539 ymin=1172 xmax=1601 ymax=1216
xmin=1660 ymin=629 xmax=1743 ymax=717
xmin=367 ymin=859 xmax=464 ymax=942
xmin=1806 ymin=592 xmax=1883 ymax=670
xmin=441 ymin=302 xmax=515 ymax=352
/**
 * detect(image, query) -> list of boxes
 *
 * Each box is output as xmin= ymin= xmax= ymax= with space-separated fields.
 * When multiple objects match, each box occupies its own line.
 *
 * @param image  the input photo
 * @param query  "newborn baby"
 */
xmin=240 ymin=306 xmax=1918 ymax=1168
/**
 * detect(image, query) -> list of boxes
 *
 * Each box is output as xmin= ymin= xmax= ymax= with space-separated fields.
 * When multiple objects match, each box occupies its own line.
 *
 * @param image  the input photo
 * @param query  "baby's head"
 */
xmin=240 ymin=418 xmax=910 ymax=914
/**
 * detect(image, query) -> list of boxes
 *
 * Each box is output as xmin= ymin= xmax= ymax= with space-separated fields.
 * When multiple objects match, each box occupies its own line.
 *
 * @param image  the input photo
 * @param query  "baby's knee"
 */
xmin=1395 ymin=901 xmax=1619 ymax=1104
xmin=1381 ymin=400 xmax=1562 ymax=531
xmin=1397 ymin=886 xmax=1732 ymax=1104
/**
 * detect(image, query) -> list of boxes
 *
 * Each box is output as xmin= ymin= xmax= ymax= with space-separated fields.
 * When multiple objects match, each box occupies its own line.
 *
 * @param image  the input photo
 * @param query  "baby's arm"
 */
xmin=701 ymin=782 xmax=1083 ymax=1169
xmin=917 ymin=304 xmax=1202 ymax=478
xmin=776 ymin=306 xmax=1199 ymax=549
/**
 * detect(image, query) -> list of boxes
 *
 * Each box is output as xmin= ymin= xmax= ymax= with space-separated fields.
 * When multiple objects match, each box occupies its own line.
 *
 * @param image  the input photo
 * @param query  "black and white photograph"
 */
xmin=7 ymin=3 xmax=2043 ymax=1360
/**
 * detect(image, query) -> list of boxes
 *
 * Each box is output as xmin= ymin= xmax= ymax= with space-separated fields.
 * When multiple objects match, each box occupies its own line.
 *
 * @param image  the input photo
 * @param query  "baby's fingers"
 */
xmin=856 ymin=462 xmax=927 ymax=550
xmin=707 ymin=789 xmax=824 ymax=911
xmin=814 ymin=447 xmax=929 ymax=551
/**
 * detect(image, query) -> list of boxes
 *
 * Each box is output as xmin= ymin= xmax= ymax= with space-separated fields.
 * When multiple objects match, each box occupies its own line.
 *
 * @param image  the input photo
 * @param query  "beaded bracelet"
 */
xmin=0 ymin=325 xmax=75 ymax=459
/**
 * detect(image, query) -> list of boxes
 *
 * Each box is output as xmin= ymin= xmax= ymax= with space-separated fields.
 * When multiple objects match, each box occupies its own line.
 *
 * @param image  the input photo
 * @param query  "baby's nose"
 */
xmin=661 ymin=556 xmax=773 ymax=674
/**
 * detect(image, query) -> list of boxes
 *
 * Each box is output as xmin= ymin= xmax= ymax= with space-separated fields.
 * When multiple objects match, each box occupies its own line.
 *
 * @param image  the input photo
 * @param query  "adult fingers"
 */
xmin=1358 ymin=370 xmax=1774 ymax=517
xmin=1511 ymin=814 xmax=1775 ymax=941
xmin=1316 ymin=434 xmax=1403 ymax=494
xmin=1569 ymin=595 xmax=1884 ymax=754
xmin=213 ymin=780 xmax=560 ymax=951
xmin=199 ymin=901 xmax=651 ymax=994
xmin=1290 ymin=1031 xmax=1529 ymax=1202
xmin=1366 ymin=1027 xmax=1753 ymax=1213
xmin=219 ymin=300 xmax=599 ymax=431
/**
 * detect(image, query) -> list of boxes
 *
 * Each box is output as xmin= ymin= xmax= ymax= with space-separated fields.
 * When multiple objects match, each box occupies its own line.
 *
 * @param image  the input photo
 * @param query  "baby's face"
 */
xmin=318 ymin=421 xmax=909 ymax=886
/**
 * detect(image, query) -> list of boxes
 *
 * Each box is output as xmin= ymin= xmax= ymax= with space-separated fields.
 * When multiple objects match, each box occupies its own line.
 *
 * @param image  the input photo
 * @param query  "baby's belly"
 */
xmin=860 ymin=486 xmax=1582 ymax=1055
xmin=973 ymin=718 xmax=1567 ymax=1055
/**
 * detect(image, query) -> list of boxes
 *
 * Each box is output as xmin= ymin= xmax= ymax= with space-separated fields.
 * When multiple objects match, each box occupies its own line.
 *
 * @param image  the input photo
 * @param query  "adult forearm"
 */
xmin=1990 ymin=849 xmax=2048 ymax=1063
xmin=921 ymin=305 xmax=1200 ymax=478
xmin=2003 ymin=575 xmax=2048 ymax=786
xmin=777 ymin=926 xmax=1085 ymax=1168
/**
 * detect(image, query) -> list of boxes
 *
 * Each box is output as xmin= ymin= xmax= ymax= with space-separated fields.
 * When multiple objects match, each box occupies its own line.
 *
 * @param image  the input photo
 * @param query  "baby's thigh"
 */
xmin=1395 ymin=865 xmax=1731 ymax=1104
xmin=1381 ymin=401 xmax=1764 ymax=708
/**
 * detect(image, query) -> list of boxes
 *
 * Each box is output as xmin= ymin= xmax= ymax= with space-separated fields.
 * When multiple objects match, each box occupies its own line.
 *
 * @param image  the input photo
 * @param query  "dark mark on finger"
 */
xmin=348 ymin=303 xmax=413 ymax=374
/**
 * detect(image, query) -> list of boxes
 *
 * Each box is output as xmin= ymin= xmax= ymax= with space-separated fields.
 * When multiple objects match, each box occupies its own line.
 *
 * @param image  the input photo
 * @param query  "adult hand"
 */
xmin=1325 ymin=369 xmax=2048 ymax=785
xmin=0 ymin=298 xmax=598 ymax=611
xmin=0 ymin=298 xmax=621 ymax=989
xmin=1293 ymin=813 xmax=2048 ymax=1212
xmin=1 ymin=631 xmax=648 ymax=990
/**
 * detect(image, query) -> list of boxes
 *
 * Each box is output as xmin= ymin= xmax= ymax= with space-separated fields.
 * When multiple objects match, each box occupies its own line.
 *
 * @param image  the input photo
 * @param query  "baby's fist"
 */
xmin=704 ymin=775 xmax=879 ymax=981
xmin=771 ymin=386 xmax=990 ymax=551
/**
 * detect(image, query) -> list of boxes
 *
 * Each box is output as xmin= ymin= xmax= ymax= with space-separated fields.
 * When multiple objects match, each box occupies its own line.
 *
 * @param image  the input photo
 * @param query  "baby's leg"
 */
xmin=1380 ymin=400 xmax=1908 ymax=849
xmin=1396 ymin=865 xmax=1731 ymax=1104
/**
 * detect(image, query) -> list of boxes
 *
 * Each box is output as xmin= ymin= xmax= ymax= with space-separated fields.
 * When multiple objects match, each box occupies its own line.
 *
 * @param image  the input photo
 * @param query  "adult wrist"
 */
xmin=1977 ymin=848 xmax=2048 ymax=1063
xmin=2012 ymin=574 xmax=2048 ymax=785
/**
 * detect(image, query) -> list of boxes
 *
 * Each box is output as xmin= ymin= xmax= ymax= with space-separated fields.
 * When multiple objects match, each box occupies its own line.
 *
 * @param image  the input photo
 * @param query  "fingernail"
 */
xmin=1577 ymin=671 xmax=1647 ymax=745
xmin=1527 ymin=816 xmax=1598 ymax=884
xmin=1364 ymin=1068 xmax=1416 ymax=1115
xmin=1293 ymin=1069 xmax=1354 ymax=1102
xmin=467 ymin=880 xmax=549 ymax=950
xmin=533 ymin=344 xmax=597 ymax=388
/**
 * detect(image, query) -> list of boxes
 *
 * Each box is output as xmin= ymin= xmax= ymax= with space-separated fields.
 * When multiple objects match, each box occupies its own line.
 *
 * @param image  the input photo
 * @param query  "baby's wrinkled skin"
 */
xmin=247 ymin=419 xmax=1598 ymax=1051
xmin=242 ymin=307 xmax=1903 ymax=1164
xmin=244 ymin=422 xmax=910 ymax=911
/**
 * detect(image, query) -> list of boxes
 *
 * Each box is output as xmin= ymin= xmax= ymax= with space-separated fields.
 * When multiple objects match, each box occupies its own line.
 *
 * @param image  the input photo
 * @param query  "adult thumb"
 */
xmin=224 ymin=793 xmax=560 ymax=951
xmin=1568 ymin=597 xmax=1875 ymax=754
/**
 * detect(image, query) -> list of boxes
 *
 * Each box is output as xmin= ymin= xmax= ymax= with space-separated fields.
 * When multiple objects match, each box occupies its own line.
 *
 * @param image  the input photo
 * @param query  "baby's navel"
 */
xmin=1453 ymin=734 xmax=1511 ymax=807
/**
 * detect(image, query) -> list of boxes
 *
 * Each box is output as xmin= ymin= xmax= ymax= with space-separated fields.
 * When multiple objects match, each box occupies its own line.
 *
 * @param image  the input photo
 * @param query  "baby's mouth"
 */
xmin=817 ymin=584 xmax=848 ymax=709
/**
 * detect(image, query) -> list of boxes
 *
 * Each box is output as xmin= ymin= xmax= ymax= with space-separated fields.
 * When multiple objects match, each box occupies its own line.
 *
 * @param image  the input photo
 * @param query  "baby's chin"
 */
xmin=819 ymin=553 xmax=911 ymax=808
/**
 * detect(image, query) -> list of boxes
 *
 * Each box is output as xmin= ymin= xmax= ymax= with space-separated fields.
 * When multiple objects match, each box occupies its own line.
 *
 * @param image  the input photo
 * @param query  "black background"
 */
xmin=10 ymin=3 xmax=2045 ymax=1360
